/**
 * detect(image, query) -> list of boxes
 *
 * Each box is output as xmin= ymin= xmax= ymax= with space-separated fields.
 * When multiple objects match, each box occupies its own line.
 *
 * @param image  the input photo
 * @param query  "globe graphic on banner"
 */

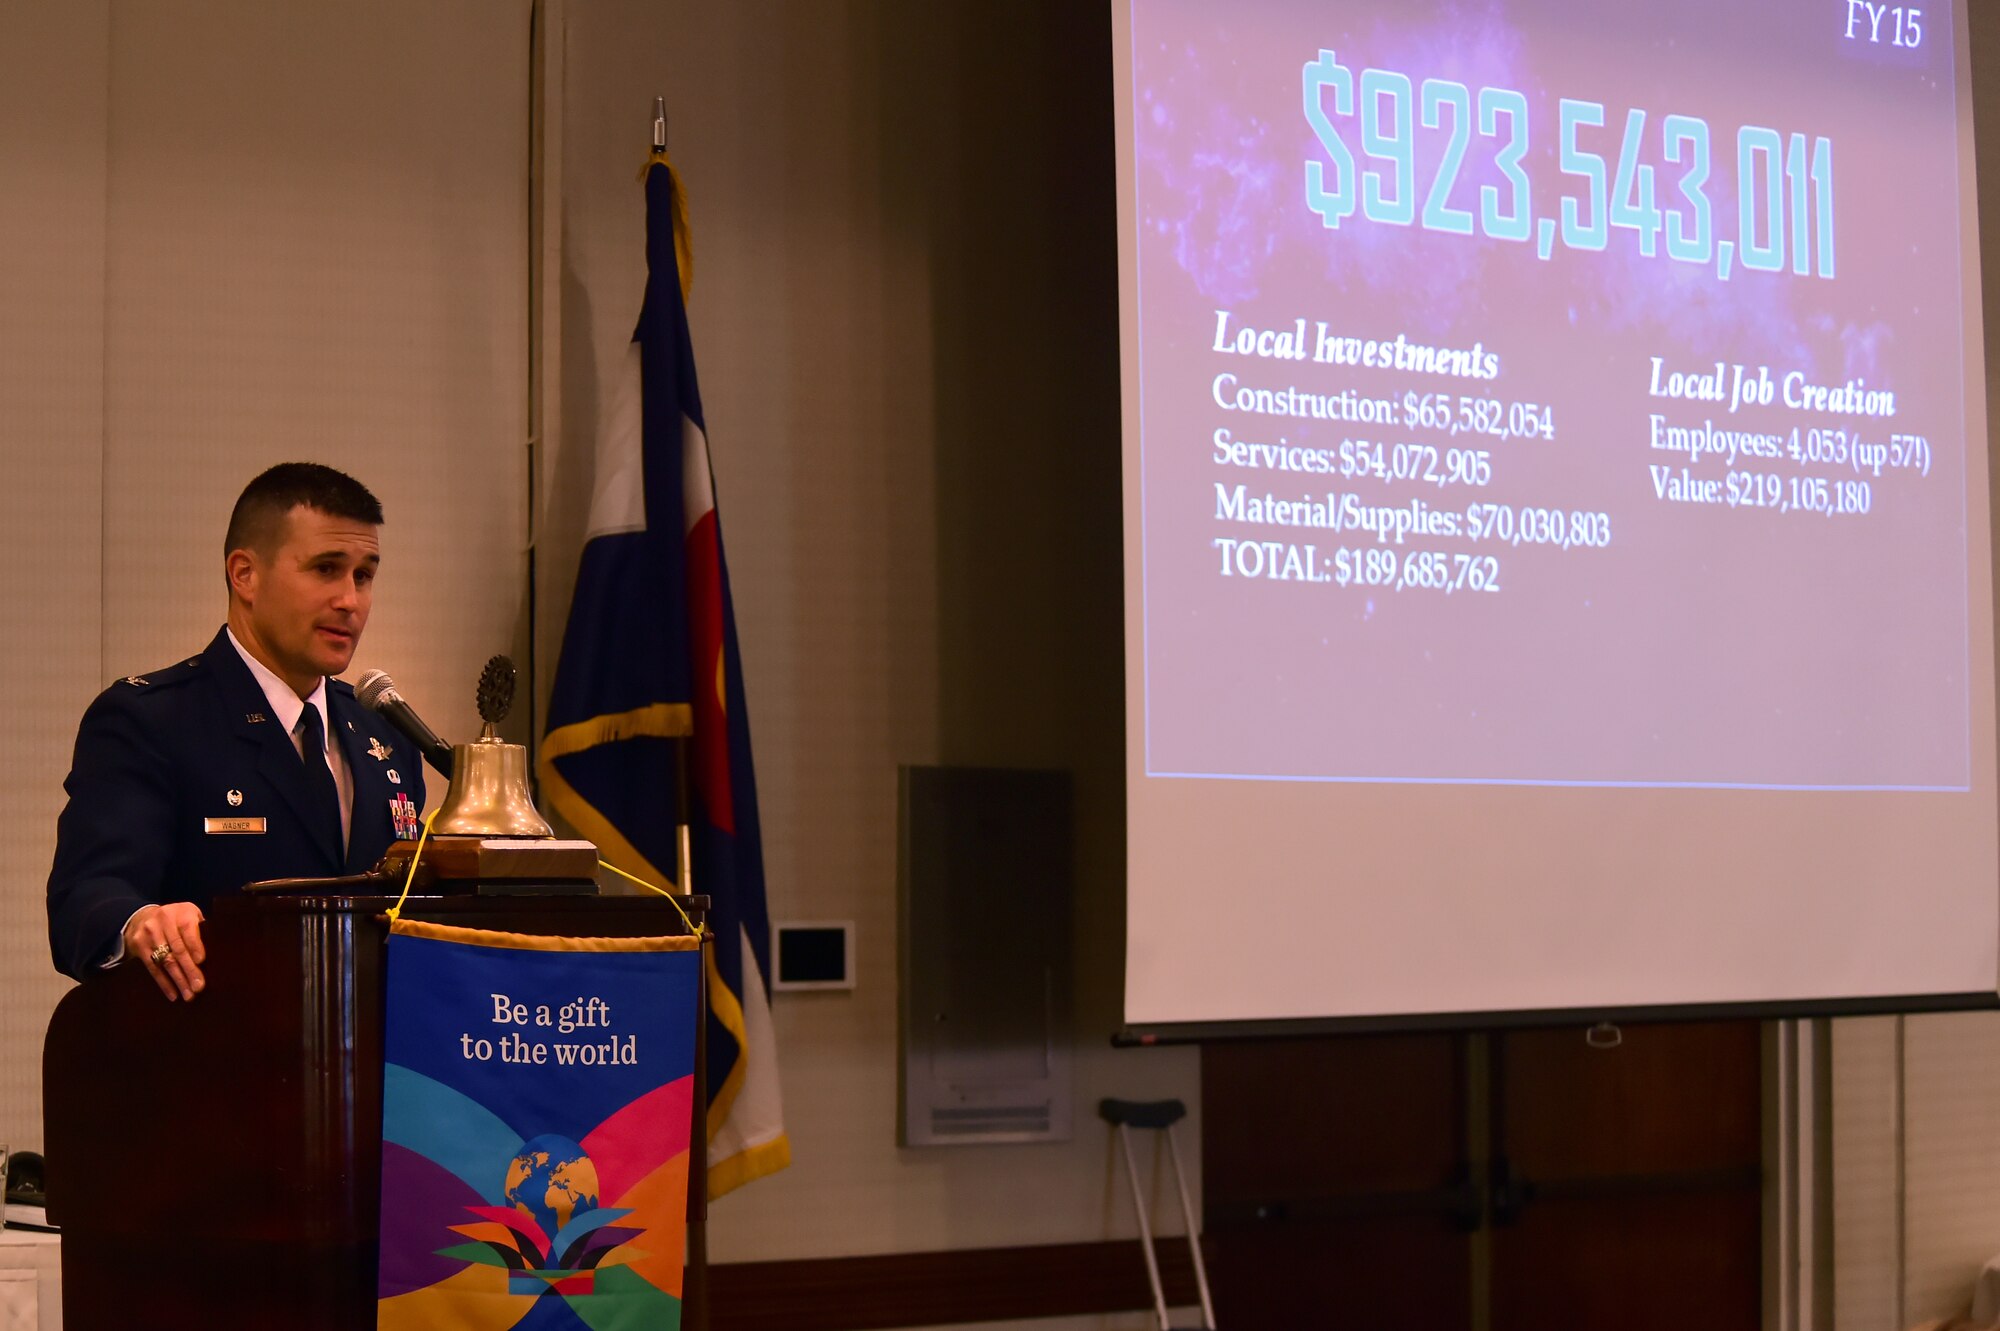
xmin=503 ymin=1134 xmax=601 ymax=1237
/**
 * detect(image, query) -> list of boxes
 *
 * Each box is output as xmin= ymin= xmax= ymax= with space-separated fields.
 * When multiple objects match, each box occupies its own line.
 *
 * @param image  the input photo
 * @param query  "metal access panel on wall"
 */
xmin=899 ymin=765 xmax=1074 ymax=1146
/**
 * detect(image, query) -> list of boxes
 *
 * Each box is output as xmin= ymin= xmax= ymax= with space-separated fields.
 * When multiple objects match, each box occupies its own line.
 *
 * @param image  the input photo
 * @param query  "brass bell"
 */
xmin=430 ymin=736 xmax=554 ymax=837
xmin=429 ymin=656 xmax=554 ymax=838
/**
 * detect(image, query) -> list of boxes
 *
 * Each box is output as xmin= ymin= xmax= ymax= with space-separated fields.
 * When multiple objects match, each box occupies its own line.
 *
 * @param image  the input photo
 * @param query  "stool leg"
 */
xmin=1164 ymin=1124 xmax=1216 ymax=1330
xmin=1116 ymin=1122 xmax=1173 ymax=1331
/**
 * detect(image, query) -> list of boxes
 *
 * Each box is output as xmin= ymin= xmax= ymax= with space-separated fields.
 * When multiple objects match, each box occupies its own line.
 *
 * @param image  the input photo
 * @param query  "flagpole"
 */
xmin=649 ymin=91 xmax=709 ymax=1331
xmin=688 ymin=920 xmax=711 ymax=1331
xmin=676 ymin=722 xmax=703 ymax=1326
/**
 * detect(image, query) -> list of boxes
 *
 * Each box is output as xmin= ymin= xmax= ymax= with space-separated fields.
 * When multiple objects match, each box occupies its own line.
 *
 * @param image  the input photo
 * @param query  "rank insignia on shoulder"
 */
xmin=368 ymin=737 xmax=393 ymax=761
xmin=123 ymin=675 xmax=147 ymax=687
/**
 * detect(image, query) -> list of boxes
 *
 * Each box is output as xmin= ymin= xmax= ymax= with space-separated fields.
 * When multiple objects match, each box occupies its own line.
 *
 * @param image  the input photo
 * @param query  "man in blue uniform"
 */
xmin=47 ymin=463 xmax=424 ymax=998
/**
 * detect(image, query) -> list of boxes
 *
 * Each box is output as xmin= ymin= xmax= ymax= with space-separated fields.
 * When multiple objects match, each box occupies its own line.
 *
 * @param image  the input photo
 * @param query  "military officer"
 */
xmin=47 ymin=463 xmax=425 ymax=998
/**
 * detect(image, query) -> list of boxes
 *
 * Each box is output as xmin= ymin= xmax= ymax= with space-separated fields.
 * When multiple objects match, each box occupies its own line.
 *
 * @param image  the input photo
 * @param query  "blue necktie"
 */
xmin=296 ymin=704 xmax=343 ymax=858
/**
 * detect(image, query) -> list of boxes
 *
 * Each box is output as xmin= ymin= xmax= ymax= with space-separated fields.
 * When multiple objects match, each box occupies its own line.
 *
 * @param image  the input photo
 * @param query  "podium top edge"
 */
xmin=211 ymin=892 xmax=709 ymax=917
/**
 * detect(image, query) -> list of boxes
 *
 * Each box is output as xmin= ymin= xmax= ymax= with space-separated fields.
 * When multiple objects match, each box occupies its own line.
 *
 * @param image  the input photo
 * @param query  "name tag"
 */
xmin=204 ymin=817 xmax=267 ymax=835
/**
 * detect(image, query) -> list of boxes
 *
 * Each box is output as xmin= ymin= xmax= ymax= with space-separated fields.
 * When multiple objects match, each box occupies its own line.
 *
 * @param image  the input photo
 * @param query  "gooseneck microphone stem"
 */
xmin=354 ymin=670 xmax=455 ymax=779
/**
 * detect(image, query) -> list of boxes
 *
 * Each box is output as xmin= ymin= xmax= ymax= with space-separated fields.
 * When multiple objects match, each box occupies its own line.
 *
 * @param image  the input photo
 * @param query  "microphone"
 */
xmin=355 ymin=670 xmax=455 ymax=779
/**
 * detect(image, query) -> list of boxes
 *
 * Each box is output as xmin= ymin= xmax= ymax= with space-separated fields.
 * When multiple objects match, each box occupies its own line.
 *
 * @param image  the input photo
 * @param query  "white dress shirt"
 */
xmin=226 ymin=628 xmax=354 ymax=850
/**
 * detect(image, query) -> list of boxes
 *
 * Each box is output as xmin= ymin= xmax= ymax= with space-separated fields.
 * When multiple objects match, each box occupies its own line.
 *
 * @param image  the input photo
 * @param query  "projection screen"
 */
xmin=1115 ymin=0 xmax=1998 ymax=1031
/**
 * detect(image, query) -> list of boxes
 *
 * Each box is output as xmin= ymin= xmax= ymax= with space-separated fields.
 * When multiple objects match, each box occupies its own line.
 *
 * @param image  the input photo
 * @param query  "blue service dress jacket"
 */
xmin=46 ymin=626 xmax=426 ymax=979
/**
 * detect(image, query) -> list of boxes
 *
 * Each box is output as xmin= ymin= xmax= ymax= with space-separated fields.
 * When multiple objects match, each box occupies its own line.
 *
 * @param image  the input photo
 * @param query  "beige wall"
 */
xmin=1831 ymin=1012 xmax=2000 ymax=1329
xmin=0 ymin=0 xmax=110 ymax=1155
xmin=0 ymin=0 xmax=529 ymax=1151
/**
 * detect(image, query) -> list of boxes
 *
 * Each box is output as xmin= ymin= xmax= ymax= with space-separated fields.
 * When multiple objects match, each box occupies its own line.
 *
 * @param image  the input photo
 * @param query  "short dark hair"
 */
xmin=224 ymin=463 xmax=383 ymax=557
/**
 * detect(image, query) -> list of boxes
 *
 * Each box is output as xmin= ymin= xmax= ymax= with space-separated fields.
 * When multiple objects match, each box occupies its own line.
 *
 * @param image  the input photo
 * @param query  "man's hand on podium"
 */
xmin=124 ymin=903 xmax=206 ymax=1002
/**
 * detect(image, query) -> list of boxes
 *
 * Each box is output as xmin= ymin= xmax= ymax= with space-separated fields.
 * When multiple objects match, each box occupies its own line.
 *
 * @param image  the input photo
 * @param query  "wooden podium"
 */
xmin=42 ymin=888 xmax=708 ymax=1330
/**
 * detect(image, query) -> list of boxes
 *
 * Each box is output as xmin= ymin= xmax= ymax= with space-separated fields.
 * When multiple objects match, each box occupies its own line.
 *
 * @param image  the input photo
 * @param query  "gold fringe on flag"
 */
xmin=639 ymin=149 xmax=694 ymax=302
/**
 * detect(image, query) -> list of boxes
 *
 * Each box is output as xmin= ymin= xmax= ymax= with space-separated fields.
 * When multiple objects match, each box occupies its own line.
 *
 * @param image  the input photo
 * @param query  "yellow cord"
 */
xmin=597 ymin=857 xmax=698 ymax=937
xmin=385 ymin=809 xmax=439 ymax=923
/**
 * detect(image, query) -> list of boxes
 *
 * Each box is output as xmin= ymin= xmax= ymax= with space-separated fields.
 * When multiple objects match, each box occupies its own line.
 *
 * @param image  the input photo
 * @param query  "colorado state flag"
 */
xmin=540 ymin=153 xmax=789 ymax=1197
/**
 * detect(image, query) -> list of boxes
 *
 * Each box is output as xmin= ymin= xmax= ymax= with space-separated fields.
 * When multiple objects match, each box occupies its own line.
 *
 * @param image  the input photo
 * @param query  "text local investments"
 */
xmin=1209 ymin=312 xmax=1502 ymax=423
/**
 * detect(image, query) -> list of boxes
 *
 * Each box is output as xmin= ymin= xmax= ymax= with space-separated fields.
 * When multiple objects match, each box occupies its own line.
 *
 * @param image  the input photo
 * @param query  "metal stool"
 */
xmin=1100 ymin=1097 xmax=1216 ymax=1331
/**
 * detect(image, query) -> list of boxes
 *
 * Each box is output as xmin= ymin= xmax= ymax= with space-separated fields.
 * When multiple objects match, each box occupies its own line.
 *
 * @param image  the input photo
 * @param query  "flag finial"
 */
xmin=652 ymin=96 xmax=667 ymax=152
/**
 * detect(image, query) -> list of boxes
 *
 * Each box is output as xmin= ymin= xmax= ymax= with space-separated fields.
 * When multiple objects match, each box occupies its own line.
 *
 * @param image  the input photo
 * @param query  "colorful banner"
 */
xmin=377 ymin=919 xmax=699 ymax=1331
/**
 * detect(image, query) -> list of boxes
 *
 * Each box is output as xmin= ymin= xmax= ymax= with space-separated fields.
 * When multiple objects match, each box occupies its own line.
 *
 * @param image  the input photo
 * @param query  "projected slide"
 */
xmin=1131 ymin=0 xmax=1973 ymax=789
